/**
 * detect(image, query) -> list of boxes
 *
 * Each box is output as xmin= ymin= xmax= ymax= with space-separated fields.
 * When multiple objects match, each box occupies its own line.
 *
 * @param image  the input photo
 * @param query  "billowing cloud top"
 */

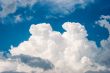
xmin=0 ymin=15 xmax=110 ymax=73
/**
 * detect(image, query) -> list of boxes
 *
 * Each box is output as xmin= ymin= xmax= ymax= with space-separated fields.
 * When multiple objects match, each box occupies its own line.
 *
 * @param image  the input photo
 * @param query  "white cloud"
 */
xmin=0 ymin=54 xmax=53 ymax=73
xmin=0 ymin=57 xmax=17 ymax=72
xmin=0 ymin=0 xmax=37 ymax=17
xmin=100 ymin=15 xmax=110 ymax=19
xmin=0 ymin=15 xmax=110 ymax=73
xmin=39 ymin=0 xmax=94 ymax=15
xmin=95 ymin=15 xmax=110 ymax=68
xmin=0 ymin=0 xmax=93 ymax=18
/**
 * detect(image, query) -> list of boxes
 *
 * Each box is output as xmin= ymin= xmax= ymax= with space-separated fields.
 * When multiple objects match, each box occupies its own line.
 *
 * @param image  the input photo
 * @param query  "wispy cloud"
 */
xmin=0 ymin=0 xmax=93 ymax=18
xmin=0 ymin=0 xmax=37 ymax=17
xmin=39 ymin=0 xmax=94 ymax=15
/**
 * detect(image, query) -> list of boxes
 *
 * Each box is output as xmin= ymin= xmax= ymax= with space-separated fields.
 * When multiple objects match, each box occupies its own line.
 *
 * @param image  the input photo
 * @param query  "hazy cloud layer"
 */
xmin=1 ymin=71 xmax=25 ymax=73
xmin=39 ymin=0 xmax=94 ymax=15
xmin=0 ymin=0 xmax=37 ymax=17
xmin=0 ymin=15 xmax=110 ymax=73
xmin=0 ymin=0 xmax=93 ymax=18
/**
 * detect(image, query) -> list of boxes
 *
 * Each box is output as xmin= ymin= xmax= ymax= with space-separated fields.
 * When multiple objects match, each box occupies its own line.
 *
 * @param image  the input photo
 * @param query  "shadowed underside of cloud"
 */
xmin=0 ymin=15 xmax=110 ymax=73
xmin=85 ymin=70 xmax=110 ymax=73
xmin=1 ymin=71 xmax=25 ymax=73
xmin=11 ymin=54 xmax=54 ymax=70
xmin=0 ymin=0 xmax=93 ymax=18
xmin=0 ymin=54 xmax=54 ymax=73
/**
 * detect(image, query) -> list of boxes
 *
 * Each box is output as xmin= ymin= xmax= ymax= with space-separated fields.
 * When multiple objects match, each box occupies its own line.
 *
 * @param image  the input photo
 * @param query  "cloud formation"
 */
xmin=0 ymin=15 xmax=110 ymax=73
xmin=0 ymin=0 xmax=37 ymax=17
xmin=0 ymin=54 xmax=54 ymax=73
xmin=39 ymin=0 xmax=94 ymax=15
xmin=0 ymin=0 xmax=93 ymax=18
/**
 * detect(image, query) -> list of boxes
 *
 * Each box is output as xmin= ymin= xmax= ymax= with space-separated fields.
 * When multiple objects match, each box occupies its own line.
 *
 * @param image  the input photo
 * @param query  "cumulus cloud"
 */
xmin=0 ymin=0 xmax=93 ymax=18
xmin=11 ymin=54 xmax=54 ymax=70
xmin=0 ymin=15 xmax=110 ymax=73
xmin=0 ymin=54 xmax=54 ymax=73
xmin=95 ymin=15 xmax=110 ymax=67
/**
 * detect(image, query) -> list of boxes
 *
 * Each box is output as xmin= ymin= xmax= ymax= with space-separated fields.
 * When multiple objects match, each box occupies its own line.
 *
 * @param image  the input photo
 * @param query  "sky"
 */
xmin=0 ymin=0 xmax=110 ymax=73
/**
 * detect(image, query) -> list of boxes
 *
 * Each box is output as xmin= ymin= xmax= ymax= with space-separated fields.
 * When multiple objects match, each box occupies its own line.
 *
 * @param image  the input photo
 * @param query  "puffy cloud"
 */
xmin=0 ymin=54 xmax=54 ymax=73
xmin=0 ymin=15 xmax=110 ymax=73
xmin=11 ymin=54 xmax=54 ymax=70
xmin=0 ymin=59 xmax=17 ymax=72
xmin=95 ymin=15 xmax=110 ymax=67
xmin=85 ymin=15 xmax=110 ymax=73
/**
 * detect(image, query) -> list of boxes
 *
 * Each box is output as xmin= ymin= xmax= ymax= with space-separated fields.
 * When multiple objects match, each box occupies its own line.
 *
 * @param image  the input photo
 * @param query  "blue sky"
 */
xmin=0 ymin=0 xmax=109 ymax=52
xmin=0 ymin=0 xmax=110 ymax=73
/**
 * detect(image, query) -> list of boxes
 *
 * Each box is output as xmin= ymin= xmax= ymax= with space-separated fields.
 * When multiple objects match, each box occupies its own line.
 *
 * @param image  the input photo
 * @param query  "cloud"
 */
xmin=0 ymin=15 xmax=110 ymax=73
xmin=95 ymin=15 xmax=110 ymax=67
xmin=0 ymin=54 xmax=54 ymax=73
xmin=14 ymin=15 xmax=23 ymax=23
xmin=0 ymin=0 xmax=94 ymax=24
xmin=85 ymin=70 xmax=110 ymax=73
xmin=1 ymin=71 xmax=25 ymax=73
xmin=11 ymin=54 xmax=54 ymax=70
xmin=39 ymin=0 xmax=94 ymax=15
xmin=0 ymin=0 xmax=93 ymax=18
xmin=0 ymin=0 xmax=37 ymax=17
